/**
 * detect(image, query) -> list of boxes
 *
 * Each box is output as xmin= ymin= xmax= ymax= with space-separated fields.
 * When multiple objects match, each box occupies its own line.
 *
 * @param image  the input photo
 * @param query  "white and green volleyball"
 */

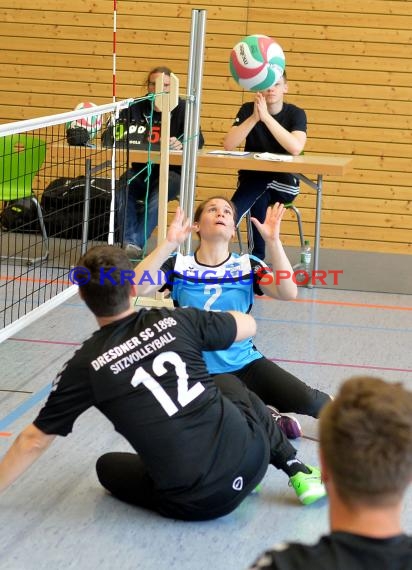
xmin=230 ymin=35 xmax=285 ymax=92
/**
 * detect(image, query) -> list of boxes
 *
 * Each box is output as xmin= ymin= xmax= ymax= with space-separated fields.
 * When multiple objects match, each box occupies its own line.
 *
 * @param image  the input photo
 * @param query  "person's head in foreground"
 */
xmin=320 ymin=375 xmax=412 ymax=514
xmin=248 ymin=376 xmax=412 ymax=570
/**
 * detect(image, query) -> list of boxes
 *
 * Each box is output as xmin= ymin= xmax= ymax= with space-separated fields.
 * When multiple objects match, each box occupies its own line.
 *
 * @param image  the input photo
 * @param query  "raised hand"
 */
xmin=166 ymin=206 xmax=192 ymax=246
xmin=251 ymin=203 xmax=286 ymax=243
xmin=252 ymin=95 xmax=261 ymax=123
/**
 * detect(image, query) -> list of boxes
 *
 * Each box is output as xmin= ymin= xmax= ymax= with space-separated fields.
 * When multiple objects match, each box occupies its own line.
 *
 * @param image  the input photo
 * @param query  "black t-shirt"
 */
xmin=249 ymin=532 xmax=412 ymax=570
xmin=33 ymin=307 xmax=258 ymax=501
xmin=119 ymin=97 xmax=204 ymax=175
xmin=233 ymin=101 xmax=307 ymax=187
xmin=233 ymin=101 xmax=307 ymax=154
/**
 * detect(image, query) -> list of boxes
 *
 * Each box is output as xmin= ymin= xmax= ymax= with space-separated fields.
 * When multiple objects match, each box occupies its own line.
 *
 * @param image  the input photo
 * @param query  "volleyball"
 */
xmin=66 ymin=102 xmax=102 ymax=140
xmin=230 ymin=35 xmax=285 ymax=92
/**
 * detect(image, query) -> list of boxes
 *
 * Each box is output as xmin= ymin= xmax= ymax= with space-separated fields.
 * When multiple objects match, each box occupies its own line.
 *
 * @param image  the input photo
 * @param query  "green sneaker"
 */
xmin=289 ymin=465 xmax=327 ymax=505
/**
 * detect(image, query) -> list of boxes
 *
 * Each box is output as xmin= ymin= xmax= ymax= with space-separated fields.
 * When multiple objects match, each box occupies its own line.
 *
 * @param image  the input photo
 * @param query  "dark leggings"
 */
xmin=231 ymin=357 xmax=331 ymax=418
xmin=213 ymin=374 xmax=295 ymax=469
xmin=96 ymin=374 xmax=296 ymax=520
xmin=232 ymin=173 xmax=299 ymax=259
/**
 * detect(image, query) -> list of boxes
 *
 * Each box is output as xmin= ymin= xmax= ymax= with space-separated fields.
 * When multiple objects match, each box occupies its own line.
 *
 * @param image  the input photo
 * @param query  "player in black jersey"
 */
xmin=249 ymin=376 xmax=412 ymax=569
xmin=134 ymin=199 xmax=331 ymax=439
xmin=0 ymin=245 xmax=325 ymax=519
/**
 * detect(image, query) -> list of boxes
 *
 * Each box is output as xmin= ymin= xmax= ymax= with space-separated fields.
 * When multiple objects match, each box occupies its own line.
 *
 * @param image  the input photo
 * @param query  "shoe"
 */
xmin=125 ymin=243 xmax=143 ymax=261
xmin=289 ymin=465 xmax=327 ymax=505
xmin=267 ymin=405 xmax=302 ymax=439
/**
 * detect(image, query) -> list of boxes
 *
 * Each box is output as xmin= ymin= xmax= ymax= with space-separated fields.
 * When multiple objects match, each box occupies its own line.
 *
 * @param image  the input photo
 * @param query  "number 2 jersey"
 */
xmin=160 ymin=252 xmax=270 ymax=374
xmin=33 ymin=307 xmax=268 ymax=505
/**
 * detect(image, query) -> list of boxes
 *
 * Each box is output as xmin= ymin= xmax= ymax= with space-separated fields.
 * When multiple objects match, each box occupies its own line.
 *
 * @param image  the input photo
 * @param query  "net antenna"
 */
xmin=112 ymin=0 xmax=117 ymax=102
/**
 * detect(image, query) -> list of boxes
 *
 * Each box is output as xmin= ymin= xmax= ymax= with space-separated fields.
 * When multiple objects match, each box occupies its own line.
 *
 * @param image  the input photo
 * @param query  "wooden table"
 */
xmin=49 ymin=143 xmax=353 ymax=273
xmin=128 ymin=149 xmax=354 ymax=274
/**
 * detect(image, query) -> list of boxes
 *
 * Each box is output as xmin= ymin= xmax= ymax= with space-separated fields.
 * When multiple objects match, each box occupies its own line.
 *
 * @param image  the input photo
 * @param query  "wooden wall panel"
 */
xmin=0 ymin=0 xmax=411 ymax=254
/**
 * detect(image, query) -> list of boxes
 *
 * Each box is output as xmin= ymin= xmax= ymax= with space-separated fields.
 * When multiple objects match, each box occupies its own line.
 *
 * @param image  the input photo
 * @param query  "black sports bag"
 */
xmin=40 ymin=176 xmax=114 ymax=240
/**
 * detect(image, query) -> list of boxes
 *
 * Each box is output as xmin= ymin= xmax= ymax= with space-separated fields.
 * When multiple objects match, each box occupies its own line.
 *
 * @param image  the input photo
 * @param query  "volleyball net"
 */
xmin=0 ymin=100 xmax=133 ymax=340
xmin=0 ymin=72 xmax=204 ymax=341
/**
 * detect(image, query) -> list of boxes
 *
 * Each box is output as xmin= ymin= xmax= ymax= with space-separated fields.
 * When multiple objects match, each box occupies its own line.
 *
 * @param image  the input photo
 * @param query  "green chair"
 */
xmin=0 ymin=133 xmax=49 ymax=264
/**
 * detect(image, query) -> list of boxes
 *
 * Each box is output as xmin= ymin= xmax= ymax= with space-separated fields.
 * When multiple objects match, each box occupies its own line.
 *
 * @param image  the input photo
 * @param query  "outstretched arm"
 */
xmin=133 ymin=206 xmax=192 ymax=296
xmin=0 ymin=424 xmax=56 ymax=493
xmin=251 ymin=203 xmax=298 ymax=300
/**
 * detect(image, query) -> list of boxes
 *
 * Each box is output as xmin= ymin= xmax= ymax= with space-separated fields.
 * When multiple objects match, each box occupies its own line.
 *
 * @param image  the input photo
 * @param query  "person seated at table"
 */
xmin=134 ymin=198 xmax=331 ymax=439
xmin=223 ymin=70 xmax=307 ymax=260
xmin=248 ymin=375 xmax=412 ymax=569
xmin=111 ymin=65 xmax=204 ymax=261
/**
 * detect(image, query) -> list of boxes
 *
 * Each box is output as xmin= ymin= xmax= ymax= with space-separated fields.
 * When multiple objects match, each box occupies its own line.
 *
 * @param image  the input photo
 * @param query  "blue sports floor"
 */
xmin=1 ymin=285 xmax=412 ymax=570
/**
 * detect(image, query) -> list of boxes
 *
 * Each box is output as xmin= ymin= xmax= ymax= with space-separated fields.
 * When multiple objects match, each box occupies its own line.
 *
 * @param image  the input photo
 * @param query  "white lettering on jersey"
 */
xmin=203 ymin=284 xmax=222 ymax=311
xmin=131 ymin=351 xmax=205 ymax=416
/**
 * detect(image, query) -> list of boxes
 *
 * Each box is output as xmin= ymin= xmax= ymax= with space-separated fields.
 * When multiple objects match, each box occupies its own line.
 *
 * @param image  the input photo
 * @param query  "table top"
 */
xmin=128 ymin=148 xmax=354 ymax=176
xmin=51 ymin=143 xmax=354 ymax=177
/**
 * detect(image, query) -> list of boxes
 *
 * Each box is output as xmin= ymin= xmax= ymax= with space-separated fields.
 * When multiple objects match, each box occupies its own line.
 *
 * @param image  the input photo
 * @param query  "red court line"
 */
xmin=0 ymin=274 xmax=71 ymax=286
xmin=272 ymin=357 xmax=412 ymax=374
xmin=10 ymin=338 xmax=81 ymax=347
xmin=8 ymin=338 xmax=412 ymax=373
xmin=261 ymin=296 xmax=412 ymax=312
xmin=0 ymin=432 xmax=12 ymax=437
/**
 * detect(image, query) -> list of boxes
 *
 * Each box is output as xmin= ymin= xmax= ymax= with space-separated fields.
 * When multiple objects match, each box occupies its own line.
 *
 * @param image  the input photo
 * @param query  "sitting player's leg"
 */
xmin=96 ymin=452 xmax=158 ymax=511
xmin=214 ymin=374 xmax=326 ymax=505
xmin=236 ymin=358 xmax=331 ymax=418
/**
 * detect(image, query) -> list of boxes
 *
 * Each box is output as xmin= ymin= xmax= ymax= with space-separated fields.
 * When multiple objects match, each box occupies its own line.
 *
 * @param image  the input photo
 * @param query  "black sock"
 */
xmin=279 ymin=457 xmax=311 ymax=477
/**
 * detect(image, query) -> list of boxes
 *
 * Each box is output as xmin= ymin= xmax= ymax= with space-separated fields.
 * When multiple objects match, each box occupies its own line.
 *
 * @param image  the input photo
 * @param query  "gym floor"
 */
xmin=1 ymin=281 xmax=411 ymax=570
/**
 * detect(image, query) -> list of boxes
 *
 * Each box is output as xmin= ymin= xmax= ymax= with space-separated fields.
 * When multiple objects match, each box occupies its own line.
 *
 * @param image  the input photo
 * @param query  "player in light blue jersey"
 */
xmin=134 ymin=197 xmax=331 ymax=438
